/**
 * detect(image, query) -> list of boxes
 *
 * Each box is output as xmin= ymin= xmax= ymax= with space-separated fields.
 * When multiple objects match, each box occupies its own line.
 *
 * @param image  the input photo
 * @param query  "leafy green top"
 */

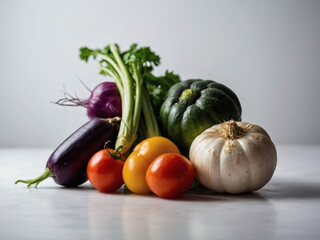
xmin=79 ymin=43 xmax=180 ymax=153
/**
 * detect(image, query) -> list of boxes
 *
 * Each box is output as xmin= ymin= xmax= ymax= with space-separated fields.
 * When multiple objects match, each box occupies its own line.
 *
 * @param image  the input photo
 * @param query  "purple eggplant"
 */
xmin=15 ymin=117 xmax=120 ymax=187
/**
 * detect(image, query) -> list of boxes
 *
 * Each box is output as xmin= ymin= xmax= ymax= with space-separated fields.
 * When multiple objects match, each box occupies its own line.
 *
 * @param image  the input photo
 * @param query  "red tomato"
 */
xmin=123 ymin=136 xmax=181 ymax=195
xmin=87 ymin=149 xmax=125 ymax=192
xmin=146 ymin=153 xmax=194 ymax=198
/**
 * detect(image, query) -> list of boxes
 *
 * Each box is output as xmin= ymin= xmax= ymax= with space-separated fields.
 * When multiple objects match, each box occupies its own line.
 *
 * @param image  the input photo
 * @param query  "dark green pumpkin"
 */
xmin=160 ymin=79 xmax=242 ymax=153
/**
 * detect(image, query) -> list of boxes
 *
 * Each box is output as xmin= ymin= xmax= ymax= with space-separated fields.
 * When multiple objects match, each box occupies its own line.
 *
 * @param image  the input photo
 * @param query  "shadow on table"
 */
xmin=33 ymin=178 xmax=320 ymax=201
xmin=169 ymin=178 xmax=320 ymax=202
xmin=49 ymin=185 xmax=266 ymax=202
xmin=260 ymin=178 xmax=320 ymax=200
xmin=181 ymin=191 xmax=268 ymax=202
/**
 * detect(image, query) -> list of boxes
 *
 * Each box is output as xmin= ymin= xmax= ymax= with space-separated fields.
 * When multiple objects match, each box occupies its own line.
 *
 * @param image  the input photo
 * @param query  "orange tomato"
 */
xmin=122 ymin=137 xmax=180 ymax=194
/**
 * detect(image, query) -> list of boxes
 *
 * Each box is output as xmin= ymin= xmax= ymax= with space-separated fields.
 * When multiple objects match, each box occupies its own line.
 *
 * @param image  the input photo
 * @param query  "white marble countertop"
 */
xmin=1 ymin=145 xmax=320 ymax=240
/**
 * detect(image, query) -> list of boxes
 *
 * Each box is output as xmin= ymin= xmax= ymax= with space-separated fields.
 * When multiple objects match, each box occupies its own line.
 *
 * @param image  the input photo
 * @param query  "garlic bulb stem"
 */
xmin=219 ymin=120 xmax=244 ymax=140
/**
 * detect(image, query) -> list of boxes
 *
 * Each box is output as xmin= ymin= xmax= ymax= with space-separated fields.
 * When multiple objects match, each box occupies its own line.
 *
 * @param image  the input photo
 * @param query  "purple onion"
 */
xmin=87 ymin=82 xmax=121 ymax=119
xmin=55 ymin=81 xmax=122 ymax=119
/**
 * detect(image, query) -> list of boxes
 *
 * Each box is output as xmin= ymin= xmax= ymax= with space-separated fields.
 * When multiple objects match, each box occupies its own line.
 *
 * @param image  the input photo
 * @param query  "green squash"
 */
xmin=160 ymin=79 xmax=242 ymax=153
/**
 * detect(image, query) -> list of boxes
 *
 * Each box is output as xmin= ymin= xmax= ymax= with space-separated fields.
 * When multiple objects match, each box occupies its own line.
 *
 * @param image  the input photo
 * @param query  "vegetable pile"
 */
xmin=15 ymin=42 xmax=277 ymax=198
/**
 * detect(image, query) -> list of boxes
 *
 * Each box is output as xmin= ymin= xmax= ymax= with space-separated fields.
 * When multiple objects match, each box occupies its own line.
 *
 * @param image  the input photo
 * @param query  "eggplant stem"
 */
xmin=15 ymin=168 xmax=53 ymax=188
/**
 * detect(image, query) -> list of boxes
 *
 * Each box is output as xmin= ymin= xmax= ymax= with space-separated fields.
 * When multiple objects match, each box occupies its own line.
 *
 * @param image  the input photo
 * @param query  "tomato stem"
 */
xmin=104 ymin=144 xmax=124 ymax=161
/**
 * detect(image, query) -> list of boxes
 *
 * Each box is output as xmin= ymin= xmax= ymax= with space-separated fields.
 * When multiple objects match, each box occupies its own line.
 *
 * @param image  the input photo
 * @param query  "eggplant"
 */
xmin=15 ymin=117 xmax=120 ymax=187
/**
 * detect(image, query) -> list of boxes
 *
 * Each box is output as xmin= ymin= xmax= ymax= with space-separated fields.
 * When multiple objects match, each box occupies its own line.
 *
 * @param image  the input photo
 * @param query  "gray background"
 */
xmin=1 ymin=0 xmax=320 ymax=147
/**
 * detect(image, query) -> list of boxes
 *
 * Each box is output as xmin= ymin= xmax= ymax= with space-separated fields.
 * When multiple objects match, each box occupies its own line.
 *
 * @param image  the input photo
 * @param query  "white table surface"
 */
xmin=1 ymin=145 xmax=320 ymax=240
